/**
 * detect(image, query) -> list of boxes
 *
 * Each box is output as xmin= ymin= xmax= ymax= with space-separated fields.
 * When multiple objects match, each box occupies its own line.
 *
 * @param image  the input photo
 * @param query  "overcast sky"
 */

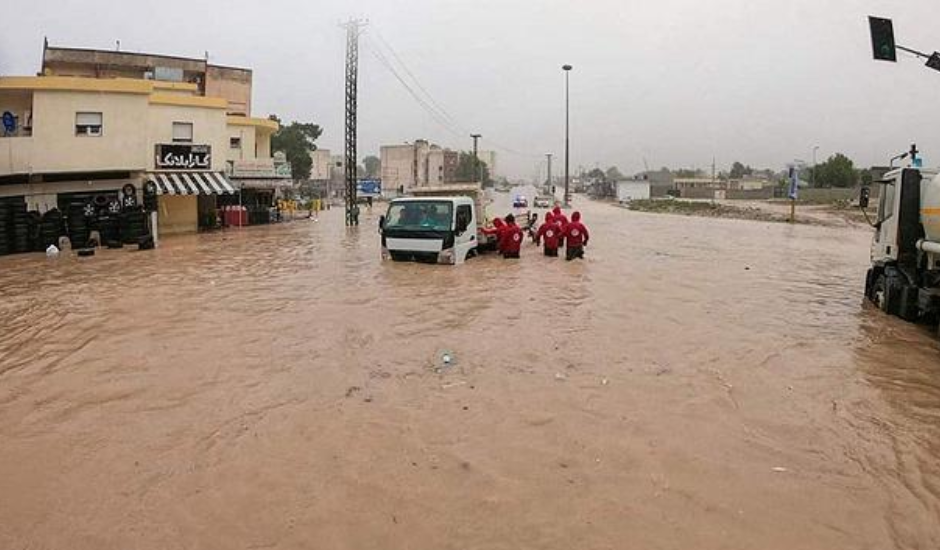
xmin=1 ymin=0 xmax=939 ymax=179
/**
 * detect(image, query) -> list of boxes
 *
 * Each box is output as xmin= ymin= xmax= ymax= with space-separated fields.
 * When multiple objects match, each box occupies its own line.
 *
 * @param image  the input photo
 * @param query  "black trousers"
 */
xmin=503 ymin=251 xmax=520 ymax=259
xmin=566 ymin=246 xmax=584 ymax=261
xmin=544 ymin=247 xmax=559 ymax=257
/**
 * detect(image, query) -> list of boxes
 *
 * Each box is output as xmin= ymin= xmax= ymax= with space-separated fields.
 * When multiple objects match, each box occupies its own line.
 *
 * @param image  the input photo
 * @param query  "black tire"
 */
xmin=873 ymin=274 xmax=900 ymax=315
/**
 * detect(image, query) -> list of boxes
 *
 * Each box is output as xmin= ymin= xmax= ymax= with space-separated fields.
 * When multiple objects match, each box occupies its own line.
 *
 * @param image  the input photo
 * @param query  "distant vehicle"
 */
xmin=379 ymin=184 xmax=492 ymax=265
xmin=513 ymin=195 xmax=528 ymax=208
xmin=533 ymin=195 xmax=553 ymax=208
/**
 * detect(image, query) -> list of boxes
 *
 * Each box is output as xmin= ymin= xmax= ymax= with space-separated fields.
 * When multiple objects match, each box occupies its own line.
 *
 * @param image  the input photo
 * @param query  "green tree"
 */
xmin=270 ymin=119 xmax=322 ymax=181
xmin=362 ymin=155 xmax=381 ymax=178
xmin=455 ymin=152 xmax=490 ymax=184
xmin=859 ymin=168 xmax=873 ymax=187
xmin=729 ymin=161 xmax=753 ymax=179
xmin=587 ymin=168 xmax=606 ymax=180
xmin=605 ymin=166 xmax=624 ymax=181
xmin=815 ymin=153 xmax=857 ymax=188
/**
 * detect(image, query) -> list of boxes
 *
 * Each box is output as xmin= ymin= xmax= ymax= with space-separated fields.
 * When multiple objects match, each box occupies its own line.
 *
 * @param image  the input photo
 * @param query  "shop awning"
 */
xmin=148 ymin=172 xmax=236 ymax=195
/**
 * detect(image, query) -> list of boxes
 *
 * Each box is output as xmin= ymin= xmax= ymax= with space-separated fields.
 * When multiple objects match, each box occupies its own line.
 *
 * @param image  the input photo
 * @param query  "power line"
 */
xmin=366 ymin=27 xmax=541 ymax=159
xmin=364 ymin=36 xmax=463 ymax=139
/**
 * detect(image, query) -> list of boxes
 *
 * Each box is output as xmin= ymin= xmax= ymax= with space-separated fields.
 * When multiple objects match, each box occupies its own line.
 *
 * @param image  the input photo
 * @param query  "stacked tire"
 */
xmin=120 ymin=209 xmax=148 ymax=244
xmin=10 ymin=202 xmax=29 ymax=254
xmin=66 ymin=202 xmax=90 ymax=249
xmin=0 ymin=201 xmax=10 ymax=256
xmin=40 ymin=209 xmax=64 ymax=249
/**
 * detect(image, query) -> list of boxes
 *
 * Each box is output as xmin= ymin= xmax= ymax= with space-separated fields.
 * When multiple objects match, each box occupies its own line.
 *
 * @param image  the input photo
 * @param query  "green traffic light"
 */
xmin=869 ymin=16 xmax=897 ymax=62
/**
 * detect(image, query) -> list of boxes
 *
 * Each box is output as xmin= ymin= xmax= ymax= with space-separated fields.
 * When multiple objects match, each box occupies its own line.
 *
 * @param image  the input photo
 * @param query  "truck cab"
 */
xmin=865 ymin=166 xmax=940 ymax=329
xmin=380 ymin=196 xmax=478 ymax=265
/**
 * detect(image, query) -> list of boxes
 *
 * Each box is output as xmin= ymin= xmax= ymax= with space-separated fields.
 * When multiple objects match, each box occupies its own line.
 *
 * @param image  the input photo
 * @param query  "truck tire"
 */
xmin=874 ymin=274 xmax=901 ymax=316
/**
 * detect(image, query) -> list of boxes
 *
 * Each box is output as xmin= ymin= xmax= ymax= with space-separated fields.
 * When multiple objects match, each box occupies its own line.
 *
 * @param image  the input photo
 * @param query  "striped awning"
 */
xmin=148 ymin=172 xmax=236 ymax=196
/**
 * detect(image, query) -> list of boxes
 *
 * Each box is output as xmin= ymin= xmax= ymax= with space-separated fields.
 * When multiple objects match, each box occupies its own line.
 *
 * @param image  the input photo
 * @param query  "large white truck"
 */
xmin=863 ymin=165 xmax=940 ymax=332
xmin=379 ymin=184 xmax=494 ymax=265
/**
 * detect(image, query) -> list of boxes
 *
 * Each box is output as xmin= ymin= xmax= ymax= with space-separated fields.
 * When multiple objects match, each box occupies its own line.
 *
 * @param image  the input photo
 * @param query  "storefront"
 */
xmin=224 ymin=157 xmax=292 ymax=227
xmin=148 ymin=144 xmax=236 ymax=235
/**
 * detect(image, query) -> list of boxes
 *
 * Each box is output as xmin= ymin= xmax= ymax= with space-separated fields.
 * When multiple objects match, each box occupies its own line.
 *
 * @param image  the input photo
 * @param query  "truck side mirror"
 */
xmin=378 ymin=215 xmax=385 ymax=234
xmin=859 ymin=187 xmax=871 ymax=209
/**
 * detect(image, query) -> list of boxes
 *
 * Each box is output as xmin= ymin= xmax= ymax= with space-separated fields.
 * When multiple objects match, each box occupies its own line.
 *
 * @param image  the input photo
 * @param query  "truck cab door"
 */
xmin=872 ymin=175 xmax=900 ymax=264
xmin=454 ymin=204 xmax=475 ymax=264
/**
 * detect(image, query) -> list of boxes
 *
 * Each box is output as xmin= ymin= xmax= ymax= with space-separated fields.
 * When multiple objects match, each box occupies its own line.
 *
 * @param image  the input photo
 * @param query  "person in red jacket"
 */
xmin=563 ymin=211 xmax=590 ymax=261
xmin=501 ymin=214 xmax=524 ymax=259
xmin=552 ymin=206 xmax=569 ymax=247
xmin=481 ymin=217 xmax=507 ymax=254
xmin=536 ymin=212 xmax=562 ymax=257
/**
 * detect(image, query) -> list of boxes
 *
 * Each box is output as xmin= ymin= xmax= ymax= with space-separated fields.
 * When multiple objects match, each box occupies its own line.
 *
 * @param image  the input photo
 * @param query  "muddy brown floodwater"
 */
xmin=1 ymin=197 xmax=939 ymax=550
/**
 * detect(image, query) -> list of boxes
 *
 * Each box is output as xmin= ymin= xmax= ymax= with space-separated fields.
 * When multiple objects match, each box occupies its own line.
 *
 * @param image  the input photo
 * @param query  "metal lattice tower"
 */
xmin=343 ymin=20 xmax=366 ymax=226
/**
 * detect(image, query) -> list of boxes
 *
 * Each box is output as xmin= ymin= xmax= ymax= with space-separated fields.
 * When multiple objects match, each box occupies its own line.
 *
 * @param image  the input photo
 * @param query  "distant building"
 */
xmin=380 ymin=140 xmax=460 ymax=194
xmin=309 ymin=149 xmax=332 ymax=181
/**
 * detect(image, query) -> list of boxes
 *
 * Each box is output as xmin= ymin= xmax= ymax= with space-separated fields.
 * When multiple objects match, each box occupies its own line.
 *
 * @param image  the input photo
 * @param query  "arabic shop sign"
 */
xmin=155 ymin=144 xmax=211 ymax=170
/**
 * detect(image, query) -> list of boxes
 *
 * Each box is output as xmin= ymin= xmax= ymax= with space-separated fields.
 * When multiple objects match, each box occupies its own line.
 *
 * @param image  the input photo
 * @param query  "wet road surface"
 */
xmin=1 ymin=197 xmax=939 ymax=549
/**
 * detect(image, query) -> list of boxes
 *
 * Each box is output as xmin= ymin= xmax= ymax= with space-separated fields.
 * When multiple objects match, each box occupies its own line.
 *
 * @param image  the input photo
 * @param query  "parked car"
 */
xmin=533 ymin=195 xmax=553 ymax=208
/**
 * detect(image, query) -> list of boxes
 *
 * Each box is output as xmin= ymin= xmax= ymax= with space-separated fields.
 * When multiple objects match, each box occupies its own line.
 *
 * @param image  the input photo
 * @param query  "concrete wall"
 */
xmin=381 ymin=145 xmax=418 ymax=191
xmin=309 ymin=149 xmax=332 ymax=180
xmin=27 ymin=89 xmax=150 ymax=173
xmin=158 ymin=195 xmax=197 ymax=235
xmin=206 ymin=65 xmax=252 ymax=116
xmin=617 ymin=182 xmax=651 ymax=202
xmin=147 ymin=103 xmax=228 ymax=171
xmin=226 ymin=124 xmax=257 ymax=163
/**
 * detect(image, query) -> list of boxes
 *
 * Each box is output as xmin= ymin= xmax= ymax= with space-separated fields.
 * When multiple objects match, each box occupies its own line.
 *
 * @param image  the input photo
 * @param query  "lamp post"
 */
xmin=562 ymin=64 xmax=572 ymax=207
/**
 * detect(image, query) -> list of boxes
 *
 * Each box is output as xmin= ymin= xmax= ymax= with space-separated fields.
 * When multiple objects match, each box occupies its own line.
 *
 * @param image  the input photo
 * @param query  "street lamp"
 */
xmin=812 ymin=146 xmax=820 ymax=188
xmin=562 ymin=64 xmax=573 ymax=207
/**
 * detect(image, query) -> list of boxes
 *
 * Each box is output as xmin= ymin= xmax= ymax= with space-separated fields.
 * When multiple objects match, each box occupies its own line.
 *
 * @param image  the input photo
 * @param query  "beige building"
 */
xmin=0 ymin=44 xmax=280 ymax=240
xmin=380 ymin=140 xmax=460 ymax=195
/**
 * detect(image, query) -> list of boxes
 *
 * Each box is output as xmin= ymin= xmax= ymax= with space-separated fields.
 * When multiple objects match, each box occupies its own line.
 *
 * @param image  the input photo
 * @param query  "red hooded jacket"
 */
xmin=563 ymin=211 xmax=590 ymax=248
xmin=501 ymin=221 xmax=524 ymax=255
xmin=482 ymin=218 xmax=508 ymax=251
xmin=536 ymin=213 xmax=562 ymax=250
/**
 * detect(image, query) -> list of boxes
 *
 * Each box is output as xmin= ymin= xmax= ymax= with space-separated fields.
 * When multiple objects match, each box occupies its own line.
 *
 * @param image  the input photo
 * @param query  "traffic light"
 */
xmin=869 ymin=16 xmax=897 ymax=62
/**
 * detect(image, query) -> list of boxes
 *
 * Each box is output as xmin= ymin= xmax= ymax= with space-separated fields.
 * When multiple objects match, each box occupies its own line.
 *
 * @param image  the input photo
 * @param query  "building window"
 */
xmin=75 ymin=112 xmax=103 ymax=137
xmin=230 ymin=136 xmax=242 ymax=149
xmin=172 ymin=122 xmax=194 ymax=143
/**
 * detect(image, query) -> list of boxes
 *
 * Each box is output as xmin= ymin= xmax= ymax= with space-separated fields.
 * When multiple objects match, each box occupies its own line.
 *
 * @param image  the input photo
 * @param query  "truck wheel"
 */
xmin=874 ymin=275 xmax=900 ymax=315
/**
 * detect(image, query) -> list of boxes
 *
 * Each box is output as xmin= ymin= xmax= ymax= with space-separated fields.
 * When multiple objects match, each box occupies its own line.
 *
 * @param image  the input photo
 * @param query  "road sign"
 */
xmin=788 ymin=166 xmax=799 ymax=201
xmin=869 ymin=16 xmax=897 ymax=62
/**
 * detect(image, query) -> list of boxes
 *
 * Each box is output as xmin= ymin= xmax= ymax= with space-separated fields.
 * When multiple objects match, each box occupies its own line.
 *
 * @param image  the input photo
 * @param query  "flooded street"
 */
xmin=1 ymin=196 xmax=939 ymax=549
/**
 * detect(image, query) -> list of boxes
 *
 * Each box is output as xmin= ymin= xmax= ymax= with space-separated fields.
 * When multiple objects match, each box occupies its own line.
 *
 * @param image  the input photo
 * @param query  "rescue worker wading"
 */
xmin=536 ymin=212 xmax=562 ymax=257
xmin=482 ymin=217 xmax=507 ymax=254
xmin=563 ymin=211 xmax=590 ymax=261
xmin=501 ymin=214 xmax=524 ymax=259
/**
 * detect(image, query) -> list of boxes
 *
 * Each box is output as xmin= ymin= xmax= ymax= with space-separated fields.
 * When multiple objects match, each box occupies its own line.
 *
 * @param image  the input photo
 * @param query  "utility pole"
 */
xmin=471 ymin=134 xmax=482 ymax=183
xmin=546 ymin=153 xmax=553 ymax=195
xmin=342 ymin=19 xmax=366 ymax=226
xmin=562 ymin=64 xmax=573 ymax=207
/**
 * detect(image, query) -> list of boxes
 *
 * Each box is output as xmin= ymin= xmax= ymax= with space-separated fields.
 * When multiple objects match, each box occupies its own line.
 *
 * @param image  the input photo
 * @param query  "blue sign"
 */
xmin=1 ymin=111 xmax=15 ymax=134
xmin=788 ymin=165 xmax=799 ymax=200
xmin=357 ymin=179 xmax=382 ymax=196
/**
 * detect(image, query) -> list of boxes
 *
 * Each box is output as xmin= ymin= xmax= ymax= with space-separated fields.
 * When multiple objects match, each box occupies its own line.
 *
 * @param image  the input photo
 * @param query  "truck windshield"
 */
xmin=385 ymin=201 xmax=454 ymax=232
